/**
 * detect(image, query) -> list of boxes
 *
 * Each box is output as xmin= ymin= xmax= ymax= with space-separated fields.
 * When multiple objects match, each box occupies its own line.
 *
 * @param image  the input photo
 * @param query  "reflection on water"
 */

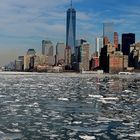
xmin=0 ymin=73 xmax=140 ymax=139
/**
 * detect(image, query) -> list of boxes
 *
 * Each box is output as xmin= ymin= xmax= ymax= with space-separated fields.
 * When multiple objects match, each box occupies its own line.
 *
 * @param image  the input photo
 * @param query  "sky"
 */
xmin=0 ymin=0 xmax=140 ymax=66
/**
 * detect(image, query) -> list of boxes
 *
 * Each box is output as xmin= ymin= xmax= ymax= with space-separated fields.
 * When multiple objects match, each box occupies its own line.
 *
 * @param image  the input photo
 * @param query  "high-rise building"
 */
xmin=42 ymin=40 xmax=53 ymax=56
xmin=66 ymin=0 xmax=76 ymax=54
xmin=103 ymin=22 xmax=114 ymax=46
xmin=129 ymin=42 xmax=140 ymax=69
xmin=75 ymin=39 xmax=87 ymax=63
xmin=65 ymin=46 xmax=71 ymax=68
xmin=78 ymin=42 xmax=90 ymax=71
xmin=27 ymin=49 xmax=36 ymax=56
xmin=95 ymin=37 xmax=103 ymax=57
xmin=56 ymin=42 xmax=65 ymax=65
xmin=42 ymin=40 xmax=54 ymax=66
xmin=114 ymin=32 xmax=118 ymax=50
xmin=122 ymin=33 xmax=135 ymax=55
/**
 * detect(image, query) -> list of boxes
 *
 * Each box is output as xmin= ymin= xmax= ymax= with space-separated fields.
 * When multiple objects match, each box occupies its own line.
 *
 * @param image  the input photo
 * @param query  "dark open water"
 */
xmin=0 ymin=72 xmax=140 ymax=140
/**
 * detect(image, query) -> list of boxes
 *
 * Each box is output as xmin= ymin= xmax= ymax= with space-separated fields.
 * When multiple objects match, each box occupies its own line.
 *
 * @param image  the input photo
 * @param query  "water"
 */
xmin=0 ymin=72 xmax=140 ymax=140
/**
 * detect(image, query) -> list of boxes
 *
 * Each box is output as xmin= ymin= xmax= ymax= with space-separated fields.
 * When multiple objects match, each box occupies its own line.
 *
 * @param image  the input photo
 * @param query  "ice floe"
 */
xmin=79 ymin=135 xmax=96 ymax=140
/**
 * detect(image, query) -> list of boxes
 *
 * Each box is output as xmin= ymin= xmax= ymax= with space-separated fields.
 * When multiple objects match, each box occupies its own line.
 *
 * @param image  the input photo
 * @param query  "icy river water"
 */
xmin=0 ymin=72 xmax=140 ymax=140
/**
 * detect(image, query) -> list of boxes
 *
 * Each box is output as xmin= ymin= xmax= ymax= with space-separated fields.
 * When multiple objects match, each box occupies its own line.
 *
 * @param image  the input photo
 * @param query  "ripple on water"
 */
xmin=0 ymin=73 xmax=139 ymax=139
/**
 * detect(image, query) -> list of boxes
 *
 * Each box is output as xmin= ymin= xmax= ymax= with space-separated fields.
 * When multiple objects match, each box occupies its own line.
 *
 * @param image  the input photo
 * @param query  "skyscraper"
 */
xmin=79 ymin=42 xmax=90 ymax=71
xmin=95 ymin=37 xmax=103 ymax=57
xmin=114 ymin=32 xmax=118 ymax=50
xmin=42 ymin=40 xmax=54 ymax=66
xmin=56 ymin=42 xmax=65 ymax=65
xmin=103 ymin=22 xmax=114 ymax=46
xmin=66 ymin=0 xmax=76 ymax=54
xmin=42 ymin=40 xmax=53 ymax=56
xmin=122 ymin=33 xmax=135 ymax=55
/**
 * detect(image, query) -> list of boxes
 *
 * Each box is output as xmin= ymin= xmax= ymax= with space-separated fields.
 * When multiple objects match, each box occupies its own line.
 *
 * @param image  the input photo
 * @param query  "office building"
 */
xmin=15 ymin=60 xmax=23 ymax=71
xmin=75 ymin=39 xmax=87 ymax=63
xmin=65 ymin=46 xmax=71 ymax=69
xmin=42 ymin=40 xmax=54 ymax=66
xmin=114 ymin=32 xmax=118 ymax=50
xmin=66 ymin=0 xmax=76 ymax=54
xmin=129 ymin=42 xmax=140 ymax=69
xmin=95 ymin=37 xmax=103 ymax=57
xmin=90 ymin=57 xmax=99 ymax=70
xmin=109 ymin=52 xmax=124 ymax=73
xmin=100 ymin=43 xmax=115 ymax=73
xmin=27 ymin=49 xmax=36 ymax=56
xmin=24 ymin=49 xmax=36 ymax=71
xmin=100 ymin=43 xmax=128 ymax=73
xmin=78 ymin=42 xmax=90 ymax=71
xmin=56 ymin=42 xmax=65 ymax=65
xmin=122 ymin=33 xmax=135 ymax=55
xmin=103 ymin=22 xmax=114 ymax=46
xmin=42 ymin=40 xmax=53 ymax=56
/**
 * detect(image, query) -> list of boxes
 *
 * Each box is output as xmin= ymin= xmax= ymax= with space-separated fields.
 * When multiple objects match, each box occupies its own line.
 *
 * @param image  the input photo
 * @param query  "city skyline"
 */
xmin=0 ymin=0 xmax=140 ymax=66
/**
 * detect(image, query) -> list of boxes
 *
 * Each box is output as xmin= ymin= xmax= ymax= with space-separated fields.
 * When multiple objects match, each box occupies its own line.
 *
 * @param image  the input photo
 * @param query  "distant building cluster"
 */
xmin=3 ymin=1 xmax=140 ymax=73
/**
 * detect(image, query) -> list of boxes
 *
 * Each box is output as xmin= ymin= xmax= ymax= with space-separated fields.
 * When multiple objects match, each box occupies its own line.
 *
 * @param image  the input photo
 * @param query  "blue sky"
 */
xmin=0 ymin=0 xmax=140 ymax=66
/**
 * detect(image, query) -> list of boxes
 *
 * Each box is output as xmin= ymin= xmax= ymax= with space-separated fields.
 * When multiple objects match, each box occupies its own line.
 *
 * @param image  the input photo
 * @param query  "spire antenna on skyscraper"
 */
xmin=71 ymin=0 xmax=72 ymax=8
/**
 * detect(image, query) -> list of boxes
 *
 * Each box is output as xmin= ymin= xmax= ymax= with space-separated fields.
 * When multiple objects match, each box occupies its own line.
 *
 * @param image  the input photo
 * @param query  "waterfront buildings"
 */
xmin=65 ymin=46 xmax=71 ymax=69
xmin=42 ymin=40 xmax=53 ymax=56
xmin=109 ymin=52 xmax=128 ymax=73
xmin=76 ymin=42 xmax=90 ymax=71
xmin=100 ymin=43 xmax=128 ymax=73
xmin=42 ymin=40 xmax=54 ymax=66
xmin=15 ymin=56 xmax=24 ymax=71
xmin=90 ymin=57 xmax=99 ymax=70
xmin=34 ymin=55 xmax=48 ymax=72
xmin=66 ymin=0 xmax=76 ymax=55
xmin=27 ymin=49 xmax=36 ymax=56
xmin=103 ymin=22 xmax=114 ymax=46
xmin=24 ymin=49 xmax=36 ymax=71
xmin=95 ymin=37 xmax=103 ymax=57
xmin=122 ymin=33 xmax=135 ymax=55
xmin=56 ymin=42 xmax=65 ymax=66
xmin=129 ymin=42 xmax=140 ymax=69
xmin=15 ymin=60 xmax=23 ymax=71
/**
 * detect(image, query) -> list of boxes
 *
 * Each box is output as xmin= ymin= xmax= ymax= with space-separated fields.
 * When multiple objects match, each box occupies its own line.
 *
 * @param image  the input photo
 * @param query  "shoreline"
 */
xmin=0 ymin=71 xmax=139 ymax=78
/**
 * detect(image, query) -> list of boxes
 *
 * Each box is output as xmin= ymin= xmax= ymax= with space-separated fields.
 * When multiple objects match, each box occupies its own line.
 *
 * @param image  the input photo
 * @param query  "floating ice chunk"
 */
xmin=88 ymin=95 xmax=103 ymax=98
xmin=58 ymin=98 xmax=69 ymax=101
xmin=0 ymin=95 xmax=6 ymax=98
xmin=98 ymin=99 xmax=115 ymax=104
xmin=87 ymin=82 xmax=93 ymax=84
xmin=54 ymin=88 xmax=60 ymax=91
xmin=7 ymin=129 xmax=21 ymax=133
xmin=97 ymin=117 xmax=122 ymax=122
xmin=79 ymin=135 xmax=96 ymax=140
xmin=123 ymin=90 xmax=133 ymax=93
xmin=73 ymin=121 xmax=82 ymax=124
xmin=129 ymin=132 xmax=140 ymax=137
xmin=33 ymin=102 xmax=39 ymax=107
xmin=48 ymin=84 xmax=55 ymax=87
xmin=0 ymin=131 xmax=4 ymax=134
xmin=103 ymin=97 xmax=119 ymax=100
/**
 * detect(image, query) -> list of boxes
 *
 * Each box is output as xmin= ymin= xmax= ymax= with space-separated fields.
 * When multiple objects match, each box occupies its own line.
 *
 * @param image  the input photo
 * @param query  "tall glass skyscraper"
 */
xmin=66 ymin=0 xmax=76 ymax=54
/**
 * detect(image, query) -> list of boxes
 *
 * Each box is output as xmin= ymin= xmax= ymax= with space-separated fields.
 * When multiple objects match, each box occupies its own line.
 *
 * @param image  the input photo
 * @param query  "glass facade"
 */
xmin=96 ymin=37 xmax=103 ymax=56
xmin=122 ymin=33 xmax=135 ymax=55
xmin=66 ymin=7 xmax=76 ymax=54
xmin=42 ymin=40 xmax=53 ymax=56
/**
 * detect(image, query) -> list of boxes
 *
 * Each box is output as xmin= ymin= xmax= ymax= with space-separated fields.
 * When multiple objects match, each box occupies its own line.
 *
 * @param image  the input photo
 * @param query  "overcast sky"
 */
xmin=0 ymin=0 xmax=140 ymax=66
